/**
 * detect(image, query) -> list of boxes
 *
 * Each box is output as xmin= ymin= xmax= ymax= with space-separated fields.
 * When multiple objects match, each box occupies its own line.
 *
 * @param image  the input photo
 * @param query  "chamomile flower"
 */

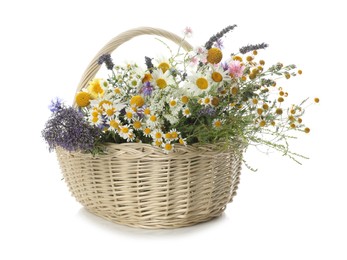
xmin=179 ymin=137 xmax=187 ymax=146
xmin=162 ymin=142 xmax=174 ymax=154
xmin=210 ymin=65 xmax=231 ymax=85
xmin=102 ymin=104 xmax=117 ymax=118
xmin=132 ymin=120 xmax=142 ymax=130
xmin=125 ymin=107 xmax=135 ymax=122
xmin=200 ymin=95 xmax=213 ymax=106
xmin=147 ymin=113 xmax=160 ymax=127
xmin=151 ymin=69 xmax=174 ymax=90
xmin=119 ymin=124 xmax=133 ymax=140
xmin=156 ymin=57 xmax=171 ymax=73
xmin=169 ymin=129 xmax=180 ymax=140
xmin=186 ymin=73 xmax=212 ymax=95
xmin=168 ymin=98 xmax=179 ymax=108
xmin=143 ymin=127 xmax=152 ymax=137
xmin=89 ymin=115 xmax=103 ymax=126
xmin=182 ymin=107 xmax=191 ymax=117
xmin=212 ymin=118 xmax=225 ymax=129
xmin=107 ymin=117 xmax=121 ymax=132
xmin=151 ymin=129 xmax=164 ymax=140
xmin=153 ymin=139 xmax=163 ymax=147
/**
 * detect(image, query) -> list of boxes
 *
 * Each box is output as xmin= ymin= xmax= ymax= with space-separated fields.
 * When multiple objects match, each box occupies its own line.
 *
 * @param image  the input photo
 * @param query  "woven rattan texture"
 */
xmin=56 ymin=143 xmax=242 ymax=229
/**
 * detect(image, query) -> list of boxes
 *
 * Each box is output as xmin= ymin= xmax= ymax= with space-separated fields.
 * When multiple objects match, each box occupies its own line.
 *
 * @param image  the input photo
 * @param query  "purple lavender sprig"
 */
xmin=204 ymin=25 xmax=237 ymax=49
xmin=42 ymin=102 xmax=101 ymax=152
xmin=239 ymin=43 xmax=269 ymax=54
xmin=98 ymin=54 xmax=114 ymax=70
xmin=145 ymin=56 xmax=154 ymax=73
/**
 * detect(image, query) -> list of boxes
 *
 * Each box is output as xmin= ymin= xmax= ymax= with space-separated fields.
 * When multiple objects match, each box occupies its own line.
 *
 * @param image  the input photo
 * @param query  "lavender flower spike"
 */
xmin=239 ymin=43 xmax=269 ymax=54
xmin=98 ymin=54 xmax=114 ymax=70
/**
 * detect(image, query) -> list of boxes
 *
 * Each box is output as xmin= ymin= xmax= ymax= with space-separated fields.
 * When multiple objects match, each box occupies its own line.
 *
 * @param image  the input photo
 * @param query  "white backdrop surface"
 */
xmin=0 ymin=0 xmax=346 ymax=259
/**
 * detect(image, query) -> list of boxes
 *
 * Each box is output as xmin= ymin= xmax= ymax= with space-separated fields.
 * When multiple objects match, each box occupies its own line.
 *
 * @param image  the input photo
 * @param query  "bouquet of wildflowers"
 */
xmin=43 ymin=25 xmax=318 ymax=163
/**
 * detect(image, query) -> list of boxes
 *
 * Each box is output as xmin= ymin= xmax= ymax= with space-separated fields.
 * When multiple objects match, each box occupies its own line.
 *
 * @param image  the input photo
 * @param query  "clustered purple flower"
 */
xmin=140 ymin=81 xmax=154 ymax=96
xmin=198 ymin=107 xmax=217 ymax=117
xmin=42 ymin=101 xmax=101 ymax=152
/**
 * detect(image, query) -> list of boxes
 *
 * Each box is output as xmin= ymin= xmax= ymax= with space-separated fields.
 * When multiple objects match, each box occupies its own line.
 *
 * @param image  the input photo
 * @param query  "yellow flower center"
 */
xmin=109 ymin=120 xmax=119 ymax=129
xmin=179 ymin=138 xmax=185 ymax=145
xmin=171 ymin=132 xmax=178 ymax=139
xmin=130 ymin=95 xmax=145 ymax=107
xmin=156 ymin=78 xmax=167 ymax=89
xmin=214 ymin=120 xmax=222 ymax=128
xmin=142 ymin=73 xmax=153 ymax=83
xmin=75 ymin=92 xmax=90 ymax=107
xmin=91 ymin=111 xmax=99 ymax=117
xmin=155 ymin=140 xmax=162 ymax=147
xmin=164 ymin=143 xmax=172 ymax=151
xmin=181 ymin=96 xmax=189 ymax=104
xmin=259 ymin=120 xmax=266 ymax=127
xmin=207 ymin=48 xmax=223 ymax=64
xmin=122 ymin=127 xmax=129 ymax=134
xmin=150 ymin=115 xmax=157 ymax=122
xmin=92 ymin=117 xmax=99 ymax=123
xmin=144 ymin=108 xmax=151 ymax=115
xmin=106 ymin=108 xmax=115 ymax=116
xmin=114 ymin=88 xmax=121 ymax=94
xmin=204 ymin=98 xmax=211 ymax=104
xmin=231 ymin=87 xmax=238 ymax=95
xmin=170 ymin=100 xmax=177 ymax=107
xmin=155 ymin=132 xmax=162 ymax=139
xmin=133 ymin=121 xmax=141 ymax=129
xmin=144 ymin=128 xmax=151 ymax=135
xmin=184 ymin=109 xmax=190 ymax=115
xmin=211 ymin=72 xmax=223 ymax=82
xmin=212 ymin=97 xmax=219 ymax=107
xmin=126 ymin=112 xmax=133 ymax=119
xmin=158 ymin=62 xmax=170 ymax=73
xmin=196 ymin=77 xmax=208 ymax=90
xmin=165 ymin=133 xmax=172 ymax=139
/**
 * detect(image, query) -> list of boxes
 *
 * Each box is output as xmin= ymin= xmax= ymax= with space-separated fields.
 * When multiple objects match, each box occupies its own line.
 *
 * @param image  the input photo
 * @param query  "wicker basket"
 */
xmin=56 ymin=27 xmax=242 ymax=229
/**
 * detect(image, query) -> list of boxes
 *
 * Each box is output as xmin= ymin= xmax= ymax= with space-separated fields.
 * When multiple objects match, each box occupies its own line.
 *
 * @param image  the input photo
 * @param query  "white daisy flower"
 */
xmin=182 ymin=107 xmax=191 ymax=118
xmin=179 ymin=137 xmax=187 ymax=146
xmin=210 ymin=65 xmax=231 ymax=85
xmin=107 ymin=117 xmax=121 ymax=132
xmin=169 ymin=129 xmax=180 ymax=140
xmin=119 ymin=124 xmax=134 ymax=140
xmin=199 ymin=95 xmax=213 ymax=106
xmin=186 ymin=72 xmax=212 ymax=95
xmin=142 ymin=127 xmax=152 ymax=137
xmin=162 ymin=142 xmax=174 ymax=154
xmin=124 ymin=107 xmax=135 ymax=122
xmin=151 ymin=69 xmax=174 ymax=90
xmin=155 ymin=57 xmax=171 ymax=73
xmin=151 ymin=129 xmax=164 ymax=140
xmin=147 ymin=114 xmax=160 ymax=127
xmin=102 ymin=104 xmax=117 ymax=118
xmin=89 ymin=115 xmax=103 ymax=126
xmin=212 ymin=118 xmax=225 ymax=129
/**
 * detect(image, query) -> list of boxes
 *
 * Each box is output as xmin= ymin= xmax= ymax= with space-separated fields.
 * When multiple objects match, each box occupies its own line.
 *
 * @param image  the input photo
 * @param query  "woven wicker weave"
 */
xmin=56 ymin=27 xmax=242 ymax=229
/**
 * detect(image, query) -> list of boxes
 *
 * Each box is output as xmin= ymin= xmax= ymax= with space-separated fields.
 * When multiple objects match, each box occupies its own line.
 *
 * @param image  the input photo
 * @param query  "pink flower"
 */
xmin=228 ymin=60 xmax=245 ymax=78
xmin=183 ymin=27 xmax=193 ymax=37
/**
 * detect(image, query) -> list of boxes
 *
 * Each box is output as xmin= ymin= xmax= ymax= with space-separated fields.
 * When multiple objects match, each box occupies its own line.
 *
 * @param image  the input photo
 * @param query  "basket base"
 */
xmin=85 ymin=206 xmax=227 ymax=229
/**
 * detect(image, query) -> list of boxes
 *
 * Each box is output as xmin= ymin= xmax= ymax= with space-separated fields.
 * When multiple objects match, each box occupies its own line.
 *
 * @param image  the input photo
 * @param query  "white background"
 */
xmin=1 ymin=0 xmax=346 ymax=259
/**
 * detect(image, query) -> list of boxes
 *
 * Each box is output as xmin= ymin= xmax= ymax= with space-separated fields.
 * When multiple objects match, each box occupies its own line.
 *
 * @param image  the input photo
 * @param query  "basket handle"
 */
xmin=74 ymin=27 xmax=193 ymax=96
